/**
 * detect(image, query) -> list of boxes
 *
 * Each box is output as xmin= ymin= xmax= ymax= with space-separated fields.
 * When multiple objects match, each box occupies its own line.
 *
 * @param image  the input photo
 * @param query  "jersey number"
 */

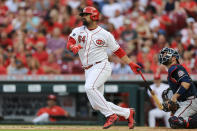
xmin=78 ymin=35 xmax=86 ymax=43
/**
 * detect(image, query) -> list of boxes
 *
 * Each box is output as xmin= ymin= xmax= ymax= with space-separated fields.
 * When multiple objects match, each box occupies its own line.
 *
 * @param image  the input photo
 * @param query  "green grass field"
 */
xmin=0 ymin=125 xmax=195 ymax=131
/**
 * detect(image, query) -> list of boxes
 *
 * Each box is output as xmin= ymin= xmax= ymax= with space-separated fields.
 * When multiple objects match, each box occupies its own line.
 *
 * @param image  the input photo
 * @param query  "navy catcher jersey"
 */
xmin=167 ymin=64 xmax=197 ymax=102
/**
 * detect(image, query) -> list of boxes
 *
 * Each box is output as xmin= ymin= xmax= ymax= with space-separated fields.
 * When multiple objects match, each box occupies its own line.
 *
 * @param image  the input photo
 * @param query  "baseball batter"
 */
xmin=159 ymin=47 xmax=197 ymax=129
xmin=67 ymin=6 xmax=140 ymax=129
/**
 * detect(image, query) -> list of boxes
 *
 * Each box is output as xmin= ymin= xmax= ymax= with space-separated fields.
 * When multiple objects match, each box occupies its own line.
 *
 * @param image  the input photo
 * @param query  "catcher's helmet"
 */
xmin=79 ymin=6 xmax=99 ymax=21
xmin=159 ymin=47 xmax=180 ymax=65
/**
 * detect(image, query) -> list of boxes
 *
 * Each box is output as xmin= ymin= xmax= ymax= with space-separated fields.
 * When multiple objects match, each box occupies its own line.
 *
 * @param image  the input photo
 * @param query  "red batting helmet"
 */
xmin=79 ymin=6 xmax=99 ymax=21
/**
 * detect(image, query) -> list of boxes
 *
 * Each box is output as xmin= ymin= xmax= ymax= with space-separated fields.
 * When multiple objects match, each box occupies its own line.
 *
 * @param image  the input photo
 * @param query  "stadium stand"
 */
xmin=0 ymin=0 xmax=197 ymax=75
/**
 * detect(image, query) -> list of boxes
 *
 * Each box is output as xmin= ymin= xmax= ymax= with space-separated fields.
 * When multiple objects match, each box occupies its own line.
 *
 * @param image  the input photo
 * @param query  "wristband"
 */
xmin=177 ymin=85 xmax=187 ymax=96
xmin=114 ymin=47 xmax=126 ymax=58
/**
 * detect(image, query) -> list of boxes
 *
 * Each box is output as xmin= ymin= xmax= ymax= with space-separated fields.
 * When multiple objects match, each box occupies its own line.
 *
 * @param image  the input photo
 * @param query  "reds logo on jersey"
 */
xmin=94 ymin=39 xmax=105 ymax=47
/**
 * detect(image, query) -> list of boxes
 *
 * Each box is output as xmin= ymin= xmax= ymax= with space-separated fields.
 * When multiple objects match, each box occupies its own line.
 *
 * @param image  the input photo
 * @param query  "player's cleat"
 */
xmin=103 ymin=114 xmax=118 ymax=129
xmin=128 ymin=108 xmax=135 ymax=129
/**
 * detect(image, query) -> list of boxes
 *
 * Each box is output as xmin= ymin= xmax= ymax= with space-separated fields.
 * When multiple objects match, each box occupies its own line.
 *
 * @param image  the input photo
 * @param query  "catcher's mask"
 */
xmin=159 ymin=47 xmax=180 ymax=65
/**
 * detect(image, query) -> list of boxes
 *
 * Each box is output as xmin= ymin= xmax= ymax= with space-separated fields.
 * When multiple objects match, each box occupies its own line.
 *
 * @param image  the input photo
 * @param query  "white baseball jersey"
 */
xmin=69 ymin=26 xmax=120 ymax=67
xmin=148 ymin=83 xmax=169 ymax=103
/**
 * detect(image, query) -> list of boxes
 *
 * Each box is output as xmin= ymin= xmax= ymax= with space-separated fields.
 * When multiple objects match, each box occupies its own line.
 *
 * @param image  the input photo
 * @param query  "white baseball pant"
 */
xmin=84 ymin=60 xmax=130 ymax=118
xmin=33 ymin=113 xmax=49 ymax=123
xmin=148 ymin=108 xmax=170 ymax=127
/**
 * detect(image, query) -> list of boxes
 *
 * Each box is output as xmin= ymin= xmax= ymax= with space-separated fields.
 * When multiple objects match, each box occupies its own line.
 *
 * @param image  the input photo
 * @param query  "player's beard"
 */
xmin=82 ymin=20 xmax=89 ymax=26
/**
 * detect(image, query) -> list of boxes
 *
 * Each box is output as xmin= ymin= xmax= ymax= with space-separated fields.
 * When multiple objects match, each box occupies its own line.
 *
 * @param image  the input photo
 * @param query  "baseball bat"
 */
xmin=138 ymin=70 xmax=163 ymax=110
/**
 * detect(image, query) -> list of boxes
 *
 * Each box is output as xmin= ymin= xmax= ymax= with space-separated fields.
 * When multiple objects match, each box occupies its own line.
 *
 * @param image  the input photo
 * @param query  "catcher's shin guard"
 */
xmin=168 ymin=116 xmax=186 ymax=129
xmin=187 ymin=114 xmax=197 ymax=129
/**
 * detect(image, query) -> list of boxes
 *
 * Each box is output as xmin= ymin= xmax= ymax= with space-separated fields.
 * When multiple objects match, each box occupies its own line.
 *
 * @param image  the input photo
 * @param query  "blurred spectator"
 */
xmin=106 ymin=23 xmax=120 ymax=40
xmin=34 ymin=0 xmax=50 ymax=12
xmin=153 ymin=34 xmax=168 ymax=51
xmin=138 ymin=0 xmax=149 ymax=9
xmin=0 ymin=0 xmax=8 ymax=18
xmin=7 ymin=56 xmax=16 ymax=74
xmin=179 ymin=0 xmax=197 ymax=19
xmin=108 ymin=10 xmax=124 ymax=29
xmin=27 ymin=57 xmax=44 ymax=75
xmin=42 ymin=53 xmax=61 ymax=74
xmin=0 ymin=53 xmax=6 ymax=74
xmin=25 ymin=8 xmax=41 ymax=32
xmin=120 ymin=19 xmax=137 ymax=43
xmin=148 ymin=74 xmax=170 ymax=127
xmin=181 ymin=50 xmax=193 ymax=73
xmin=12 ymin=8 xmax=26 ymax=30
xmin=7 ymin=58 xmax=28 ymax=75
xmin=146 ymin=7 xmax=160 ymax=38
xmin=46 ymin=27 xmax=66 ymax=60
xmin=33 ymin=42 xmax=48 ymax=64
xmin=165 ymin=0 xmax=175 ymax=13
xmin=68 ymin=0 xmax=81 ymax=9
xmin=0 ymin=0 xmax=196 ymax=75
xmin=101 ymin=0 xmax=122 ymax=18
xmin=142 ymin=60 xmax=153 ymax=73
xmin=5 ymin=0 xmax=18 ymax=13
xmin=33 ymin=94 xmax=69 ymax=124
xmin=118 ymin=0 xmax=132 ymax=13
xmin=193 ymin=58 xmax=197 ymax=73
xmin=0 ymin=31 xmax=13 ymax=49
xmin=129 ymin=11 xmax=139 ymax=29
xmin=137 ymin=39 xmax=155 ymax=68
xmin=136 ymin=16 xmax=151 ymax=40
xmin=150 ymin=0 xmax=163 ymax=14
xmin=180 ymin=17 xmax=196 ymax=48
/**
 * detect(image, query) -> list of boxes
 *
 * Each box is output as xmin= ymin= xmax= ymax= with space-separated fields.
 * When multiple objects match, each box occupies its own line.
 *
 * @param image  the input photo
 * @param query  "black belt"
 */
xmin=83 ymin=61 xmax=102 ymax=70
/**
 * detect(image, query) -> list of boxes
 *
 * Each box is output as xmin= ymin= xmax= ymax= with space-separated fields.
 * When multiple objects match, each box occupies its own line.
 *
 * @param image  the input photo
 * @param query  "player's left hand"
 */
xmin=129 ymin=62 xmax=141 ymax=74
xmin=162 ymin=100 xmax=179 ymax=113
xmin=168 ymin=100 xmax=179 ymax=113
xmin=71 ymin=44 xmax=82 ymax=54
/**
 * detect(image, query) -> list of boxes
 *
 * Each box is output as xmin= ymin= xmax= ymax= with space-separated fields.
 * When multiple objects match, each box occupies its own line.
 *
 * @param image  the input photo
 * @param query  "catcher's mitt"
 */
xmin=162 ymin=100 xmax=179 ymax=114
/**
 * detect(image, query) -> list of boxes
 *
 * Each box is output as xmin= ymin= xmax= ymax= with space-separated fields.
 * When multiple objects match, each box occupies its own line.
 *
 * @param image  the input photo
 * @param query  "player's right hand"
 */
xmin=129 ymin=62 xmax=141 ymax=74
xmin=71 ymin=44 xmax=82 ymax=54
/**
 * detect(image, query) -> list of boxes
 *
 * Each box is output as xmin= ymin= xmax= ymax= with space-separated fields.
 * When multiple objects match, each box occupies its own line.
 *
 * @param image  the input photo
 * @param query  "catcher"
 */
xmin=159 ymin=47 xmax=197 ymax=129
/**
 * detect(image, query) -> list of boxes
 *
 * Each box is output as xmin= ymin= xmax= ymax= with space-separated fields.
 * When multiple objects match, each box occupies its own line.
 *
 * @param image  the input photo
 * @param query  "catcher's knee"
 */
xmin=168 ymin=116 xmax=186 ymax=129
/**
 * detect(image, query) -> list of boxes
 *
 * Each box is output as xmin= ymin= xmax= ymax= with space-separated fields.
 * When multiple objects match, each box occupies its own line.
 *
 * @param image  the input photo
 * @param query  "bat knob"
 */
xmin=137 ymin=68 xmax=141 ymax=73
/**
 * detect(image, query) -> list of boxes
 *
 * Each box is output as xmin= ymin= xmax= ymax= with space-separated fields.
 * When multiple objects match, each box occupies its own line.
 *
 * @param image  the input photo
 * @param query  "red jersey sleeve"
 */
xmin=49 ymin=106 xmax=66 ymax=116
xmin=67 ymin=37 xmax=76 ymax=50
xmin=37 ymin=107 xmax=50 ymax=116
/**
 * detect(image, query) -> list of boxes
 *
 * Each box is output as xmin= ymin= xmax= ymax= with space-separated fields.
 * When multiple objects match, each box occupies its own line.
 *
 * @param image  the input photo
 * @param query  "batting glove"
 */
xmin=70 ymin=44 xmax=82 ymax=54
xmin=129 ymin=62 xmax=141 ymax=74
